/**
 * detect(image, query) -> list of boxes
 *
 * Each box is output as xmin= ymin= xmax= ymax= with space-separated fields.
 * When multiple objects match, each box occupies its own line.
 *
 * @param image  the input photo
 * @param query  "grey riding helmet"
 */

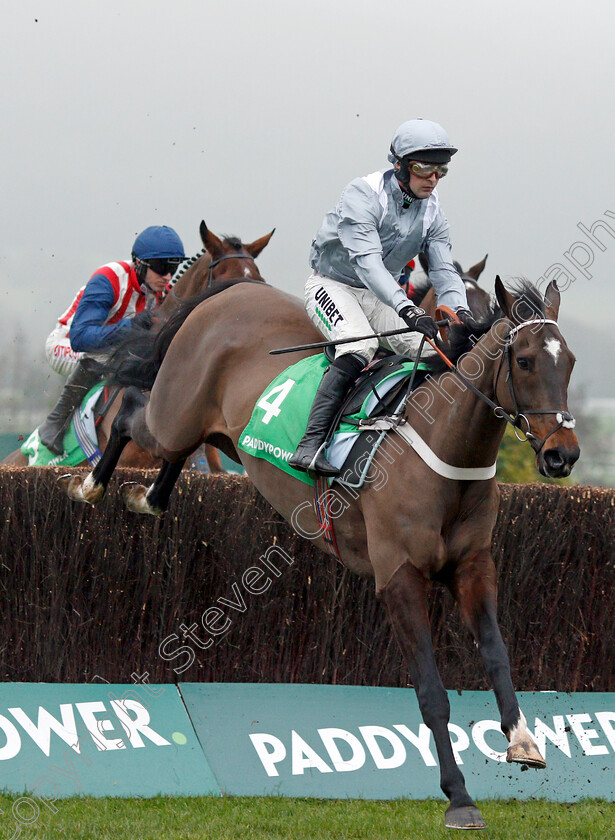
xmin=388 ymin=119 xmax=458 ymax=183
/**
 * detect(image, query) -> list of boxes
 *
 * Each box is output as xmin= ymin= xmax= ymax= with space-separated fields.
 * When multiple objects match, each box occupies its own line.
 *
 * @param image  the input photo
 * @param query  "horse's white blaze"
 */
xmin=464 ymin=281 xmax=475 ymax=291
xmin=544 ymin=337 xmax=562 ymax=364
xmin=243 ymin=265 xmax=251 ymax=278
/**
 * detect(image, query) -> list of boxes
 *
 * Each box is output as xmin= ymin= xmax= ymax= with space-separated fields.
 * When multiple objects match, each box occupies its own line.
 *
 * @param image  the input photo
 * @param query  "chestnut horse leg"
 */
xmin=204 ymin=444 xmax=223 ymax=473
xmin=451 ymin=550 xmax=545 ymax=767
xmin=381 ymin=561 xmax=487 ymax=830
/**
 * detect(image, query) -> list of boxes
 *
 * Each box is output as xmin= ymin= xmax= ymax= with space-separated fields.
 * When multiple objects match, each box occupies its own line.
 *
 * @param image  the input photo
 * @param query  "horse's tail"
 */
xmin=100 ymin=279 xmax=261 ymax=389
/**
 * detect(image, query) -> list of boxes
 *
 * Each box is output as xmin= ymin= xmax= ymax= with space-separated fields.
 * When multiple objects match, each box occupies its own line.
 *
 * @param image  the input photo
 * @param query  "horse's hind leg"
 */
xmin=122 ymin=457 xmax=186 ymax=515
xmin=59 ymin=387 xmax=149 ymax=505
xmin=451 ymin=549 xmax=545 ymax=768
xmin=381 ymin=562 xmax=486 ymax=830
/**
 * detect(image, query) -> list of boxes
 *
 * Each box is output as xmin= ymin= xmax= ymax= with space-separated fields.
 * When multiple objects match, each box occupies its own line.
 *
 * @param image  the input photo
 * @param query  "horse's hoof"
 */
xmin=57 ymin=474 xmax=104 ymax=505
xmin=445 ymin=805 xmax=487 ymax=830
xmin=506 ymin=740 xmax=546 ymax=768
xmin=121 ymin=482 xmax=162 ymax=516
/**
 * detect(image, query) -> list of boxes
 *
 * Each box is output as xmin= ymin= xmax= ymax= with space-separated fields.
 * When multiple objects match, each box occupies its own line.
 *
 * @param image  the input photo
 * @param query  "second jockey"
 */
xmin=38 ymin=225 xmax=185 ymax=455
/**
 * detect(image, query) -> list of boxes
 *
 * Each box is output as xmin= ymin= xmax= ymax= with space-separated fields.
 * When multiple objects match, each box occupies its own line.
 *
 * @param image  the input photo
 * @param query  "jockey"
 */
xmin=38 ymin=225 xmax=185 ymax=455
xmin=289 ymin=118 xmax=478 ymax=476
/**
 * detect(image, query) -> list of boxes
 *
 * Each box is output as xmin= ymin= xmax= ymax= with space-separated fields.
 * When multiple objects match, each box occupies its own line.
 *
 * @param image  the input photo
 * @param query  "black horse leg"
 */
xmin=381 ymin=562 xmax=486 ymax=830
xmin=92 ymin=387 xmax=149 ymax=489
xmin=452 ymin=550 xmax=545 ymax=767
xmin=145 ymin=458 xmax=187 ymax=512
xmin=60 ymin=387 xmax=149 ymax=505
xmin=121 ymin=455 xmax=188 ymax=515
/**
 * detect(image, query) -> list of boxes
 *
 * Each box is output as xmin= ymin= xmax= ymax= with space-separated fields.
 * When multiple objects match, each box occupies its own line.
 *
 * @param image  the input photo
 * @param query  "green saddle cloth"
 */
xmin=238 ymin=354 xmax=428 ymax=486
xmin=21 ymin=383 xmax=105 ymax=466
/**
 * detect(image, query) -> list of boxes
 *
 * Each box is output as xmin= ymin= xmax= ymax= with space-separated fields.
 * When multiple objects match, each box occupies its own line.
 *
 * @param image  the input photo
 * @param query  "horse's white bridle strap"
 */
xmin=507 ymin=319 xmax=558 ymax=341
xmin=394 ymin=422 xmax=497 ymax=481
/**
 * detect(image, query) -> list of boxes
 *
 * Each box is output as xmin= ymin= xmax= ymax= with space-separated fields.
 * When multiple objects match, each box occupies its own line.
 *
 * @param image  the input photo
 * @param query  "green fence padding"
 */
xmin=180 ymin=683 xmax=615 ymax=802
xmin=0 ymin=683 xmax=220 ymax=797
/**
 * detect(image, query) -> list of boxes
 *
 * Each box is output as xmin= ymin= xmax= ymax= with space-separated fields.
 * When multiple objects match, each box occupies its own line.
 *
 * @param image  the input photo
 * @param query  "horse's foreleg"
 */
xmin=452 ymin=550 xmax=545 ymax=768
xmin=59 ymin=387 xmax=149 ymax=505
xmin=122 ymin=457 xmax=186 ymax=515
xmin=381 ymin=561 xmax=486 ymax=830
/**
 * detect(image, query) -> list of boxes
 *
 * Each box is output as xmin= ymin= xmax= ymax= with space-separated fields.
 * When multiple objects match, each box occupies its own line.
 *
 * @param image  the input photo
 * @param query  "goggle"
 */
xmin=409 ymin=161 xmax=448 ymax=179
xmin=141 ymin=257 xmax=184 ymax=277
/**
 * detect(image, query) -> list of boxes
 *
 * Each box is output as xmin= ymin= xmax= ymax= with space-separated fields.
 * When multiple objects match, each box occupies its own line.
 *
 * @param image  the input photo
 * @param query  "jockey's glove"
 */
xmin=132 ymin=309 xmax=155 ymax=330
xmin=455 ymin=307 xmax=480 ymax=332
xmin=398 ymin=304 xmax=438 ymax=340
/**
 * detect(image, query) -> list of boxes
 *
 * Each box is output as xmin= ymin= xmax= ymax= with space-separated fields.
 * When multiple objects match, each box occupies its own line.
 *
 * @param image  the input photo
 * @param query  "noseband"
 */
xmin=498 ymin=318 xmax=576 ymax=452
xmin=207 ymin=253 xmax=257 ymax=288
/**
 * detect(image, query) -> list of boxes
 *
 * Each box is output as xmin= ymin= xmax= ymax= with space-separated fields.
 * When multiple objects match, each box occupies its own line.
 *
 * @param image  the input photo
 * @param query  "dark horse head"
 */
xmin=413 ymin=252 xmax=491 ymax=317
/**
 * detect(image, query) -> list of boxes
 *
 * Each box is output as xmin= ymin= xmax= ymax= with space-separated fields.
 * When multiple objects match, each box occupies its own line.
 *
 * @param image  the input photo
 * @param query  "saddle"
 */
xmin=239 ymin=351 xmax=431 ymax=488
xmin=341 ymin=354 xmax=429 ymax=421
xmin=324 ymin=352 xmax=431 ymax=488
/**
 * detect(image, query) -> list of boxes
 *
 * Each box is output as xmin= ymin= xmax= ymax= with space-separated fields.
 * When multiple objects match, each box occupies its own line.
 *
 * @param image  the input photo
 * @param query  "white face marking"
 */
xmin=544 ymin=337 xmax=562 ymax=364
xmin=464 ymin=281 xmax=474 ymax=290
xmin=243 ymin=265 xmax=251 ymax=278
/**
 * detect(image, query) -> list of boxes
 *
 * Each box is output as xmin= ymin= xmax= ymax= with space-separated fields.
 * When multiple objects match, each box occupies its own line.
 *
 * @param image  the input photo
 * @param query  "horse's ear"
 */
xmin=466 ymin=254 xmax=488 ymax=282
xmin=200 ymin=220 xmax=224 ymax=257
xmin=544 ymin=280 xmax=561 ymax=320
xmin=418 ymin=251 xmax=429 ymax=274
xmin=244 ymin=228 xmax=275 ymax=258
xmin=453 ymin=259 xmax=463 ymax=274
xmin=495 ymin=275 xmax=515 ymax=319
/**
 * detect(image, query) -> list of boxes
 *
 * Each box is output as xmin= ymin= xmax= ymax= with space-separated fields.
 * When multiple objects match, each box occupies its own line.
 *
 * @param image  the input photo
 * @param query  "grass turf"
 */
xmin=1 ymin=795 xmax=613 ymax=839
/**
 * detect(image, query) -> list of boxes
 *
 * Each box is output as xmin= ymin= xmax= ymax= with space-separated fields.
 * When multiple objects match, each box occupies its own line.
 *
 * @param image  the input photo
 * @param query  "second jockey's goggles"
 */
xmin=142 ymin=257 xmax=183 ymax=277
xmin=409 ymin=161 xmax=449 ymax=179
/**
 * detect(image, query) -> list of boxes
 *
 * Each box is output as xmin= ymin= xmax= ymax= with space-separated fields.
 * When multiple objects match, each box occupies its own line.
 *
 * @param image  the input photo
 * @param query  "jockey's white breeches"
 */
xmin=305 ymin=272 xmax=427 ymax=363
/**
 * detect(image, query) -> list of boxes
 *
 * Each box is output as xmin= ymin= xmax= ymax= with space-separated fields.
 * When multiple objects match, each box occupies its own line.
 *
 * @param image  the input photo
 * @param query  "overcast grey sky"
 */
xmin=2 ymin=0 xmax=614 ymax=394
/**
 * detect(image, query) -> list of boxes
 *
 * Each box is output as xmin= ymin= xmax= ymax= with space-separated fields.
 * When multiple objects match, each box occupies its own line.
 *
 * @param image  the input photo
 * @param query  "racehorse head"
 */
xmin=494 ymin=276 xmax=580 ymax=478
xmin=453 ymin=254 xmax=490 ymax=318
xmin=200 ymin=220 xmax=275 ymax=285
xmin=415 ymin=253 xmax=491 ymax=317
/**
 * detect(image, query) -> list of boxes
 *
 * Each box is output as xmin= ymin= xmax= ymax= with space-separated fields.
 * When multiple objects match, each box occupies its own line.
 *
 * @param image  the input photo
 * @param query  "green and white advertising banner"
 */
xmin=181 ymin=683 xmax=615 ymax=802
xmin=0 ymin=683 xmax=220 ymax=798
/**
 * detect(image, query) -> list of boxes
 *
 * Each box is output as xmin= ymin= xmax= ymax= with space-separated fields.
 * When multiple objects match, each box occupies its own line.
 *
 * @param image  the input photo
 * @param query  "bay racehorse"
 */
xmin=1 ymin=221 xmax=274 ymax=470
xmin=60 ymin=276 xmax=579 ymax=829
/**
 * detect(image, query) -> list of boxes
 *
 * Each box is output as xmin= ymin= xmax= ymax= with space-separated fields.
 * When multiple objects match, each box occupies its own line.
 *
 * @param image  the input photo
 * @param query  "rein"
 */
xmin=206 ymin=253 xmax=257 ymax=288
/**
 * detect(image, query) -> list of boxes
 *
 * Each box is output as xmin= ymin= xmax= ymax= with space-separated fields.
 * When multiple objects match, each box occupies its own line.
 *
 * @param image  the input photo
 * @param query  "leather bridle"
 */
xmin=496 ymin=318 xmax=576 ymax=453
xmin=206 ymin=253 xmax=258 ymax=289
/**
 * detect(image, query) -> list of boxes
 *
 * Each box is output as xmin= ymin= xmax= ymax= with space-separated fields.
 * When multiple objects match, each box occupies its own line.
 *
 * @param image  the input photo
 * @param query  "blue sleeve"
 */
xmin=69 ymin=274 xmax=133 ymax=352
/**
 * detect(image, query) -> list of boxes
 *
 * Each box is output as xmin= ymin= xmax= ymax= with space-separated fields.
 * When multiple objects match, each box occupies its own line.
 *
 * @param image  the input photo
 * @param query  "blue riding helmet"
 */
xmin=132 ymin=225 xmax=185 ymax=260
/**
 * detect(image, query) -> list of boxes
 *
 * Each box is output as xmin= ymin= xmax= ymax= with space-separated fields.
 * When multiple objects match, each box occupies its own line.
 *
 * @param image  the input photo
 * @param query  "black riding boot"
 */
xmin=289 ymin=353 xmax=365 ymax=477
xmin=39 ymin=359 xmax=101 ymax=455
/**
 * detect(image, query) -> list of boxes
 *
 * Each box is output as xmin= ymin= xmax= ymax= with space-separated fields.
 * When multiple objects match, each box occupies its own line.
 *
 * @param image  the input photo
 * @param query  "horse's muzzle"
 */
xmin=538 ymin=444 xmax=580 ymax=478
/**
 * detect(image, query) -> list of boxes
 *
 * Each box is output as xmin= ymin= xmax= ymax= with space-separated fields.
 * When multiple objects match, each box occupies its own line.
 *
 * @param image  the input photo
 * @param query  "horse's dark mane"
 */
xmin=98 ymin=278 xmax=262 ymax=390
xmin=506 ymin=277 xmax=546 ymax=319
xmin=426 ymin=278 xmax=545 ymax=374
xmin=222 ymin=235 xmax=243 ymax=251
